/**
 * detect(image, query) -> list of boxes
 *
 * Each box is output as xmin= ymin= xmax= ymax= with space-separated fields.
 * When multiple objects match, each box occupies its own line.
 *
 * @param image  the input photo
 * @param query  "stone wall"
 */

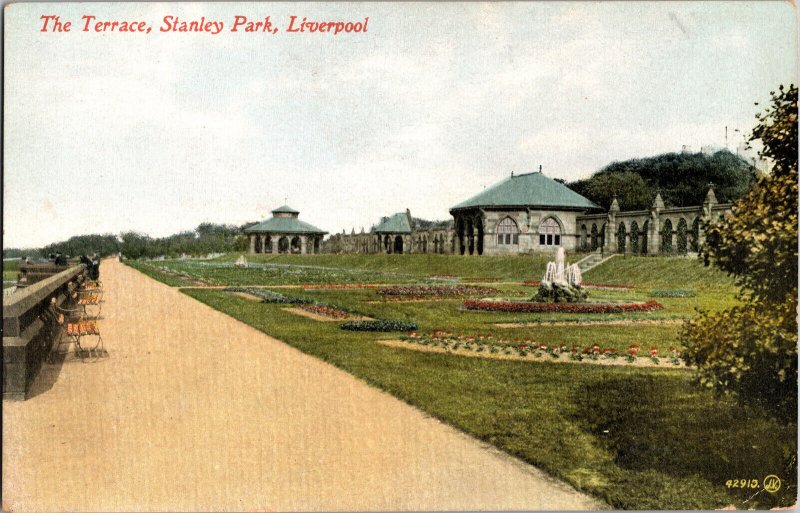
xmin=3 ymin=265 xmax=86 ymax=400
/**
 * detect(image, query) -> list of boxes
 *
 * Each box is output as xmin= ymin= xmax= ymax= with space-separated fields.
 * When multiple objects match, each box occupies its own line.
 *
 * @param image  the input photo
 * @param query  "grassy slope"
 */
xmin=182 ymin=288 xmax=796 ymax=510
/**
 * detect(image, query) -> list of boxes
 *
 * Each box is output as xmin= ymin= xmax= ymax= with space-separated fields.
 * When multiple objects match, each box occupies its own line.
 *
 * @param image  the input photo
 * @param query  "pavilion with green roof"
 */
xmin=449 ymin=170 xmax=601 ymax=255
xmin=244 ymin=205 xmax=327 ymax=254
xmin=371 ymin=211 xmax=413 ymax=254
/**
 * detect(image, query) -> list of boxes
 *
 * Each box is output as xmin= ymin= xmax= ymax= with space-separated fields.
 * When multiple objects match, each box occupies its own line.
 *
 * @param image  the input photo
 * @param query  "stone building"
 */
xmin=244 ymin=205 xmax=327 ymax=255
xmin=324 ymin=210 xmax=455 ymax=254
xmin=300 ymin=170 xmax=733 ymax=257
xmin=449 ymin=171 xmax=601 ymax=255
xmin=576 ymin=187 xmax=730 ymax=255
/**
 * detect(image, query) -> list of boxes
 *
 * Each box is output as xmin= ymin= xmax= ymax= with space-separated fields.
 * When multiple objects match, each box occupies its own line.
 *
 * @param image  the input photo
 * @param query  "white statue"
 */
xmin=234 ymin=255 xmax=249 ymax=268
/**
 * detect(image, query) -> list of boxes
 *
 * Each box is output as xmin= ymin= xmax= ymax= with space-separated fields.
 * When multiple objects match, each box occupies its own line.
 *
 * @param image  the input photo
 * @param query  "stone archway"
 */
xmin=590 ymin=224 xmax=599 ymax=250
xmin=393 ymin=235 xmax=404 ymax=254
xmin=677 ymin=218 xmax=688 ymax=254
xmin=290 ymin=236 xmax=301 ymax=254
xmin=617 ymin=222 xmax=626 ymax=254
xmin=641 ymin=220 xmax=649 ymax=255
xmin=278 ymin=236 xmax=290 ymax=254
xmin=476 ymin=218 xmax=484 ymax=256
xmin=580 ymin=225 xmax=588 ymax=251
xmin=630 ymin=221 xmax=639 ymax=254
xmin=690 ymin=217 xmax=701 ymax=252
xmin=264 ymin=235 xmax=272 ymax=254
xmin=661 ymin=219 xmax=673 ymax=254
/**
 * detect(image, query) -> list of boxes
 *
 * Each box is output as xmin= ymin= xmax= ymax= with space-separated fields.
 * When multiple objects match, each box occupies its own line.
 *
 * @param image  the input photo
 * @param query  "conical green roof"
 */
xmin=244 ymin=217 xmax=326 ymax=234
xmin=450 ymin=172 xmax=600 ymax=211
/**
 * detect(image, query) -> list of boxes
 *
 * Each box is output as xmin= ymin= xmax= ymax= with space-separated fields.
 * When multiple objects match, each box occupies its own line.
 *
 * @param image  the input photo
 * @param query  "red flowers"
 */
xmin=462 ymin=299 xmax=663 ymax=313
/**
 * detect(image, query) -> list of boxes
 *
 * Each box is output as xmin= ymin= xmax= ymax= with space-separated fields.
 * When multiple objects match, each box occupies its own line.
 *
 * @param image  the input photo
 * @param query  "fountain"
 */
xmin=534 ymin=247 xmax=587 ymax=303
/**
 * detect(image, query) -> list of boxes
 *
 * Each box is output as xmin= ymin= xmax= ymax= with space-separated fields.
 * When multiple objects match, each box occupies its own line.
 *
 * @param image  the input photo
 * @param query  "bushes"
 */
xmin=340 ymin=320 xmax=418 ymax=332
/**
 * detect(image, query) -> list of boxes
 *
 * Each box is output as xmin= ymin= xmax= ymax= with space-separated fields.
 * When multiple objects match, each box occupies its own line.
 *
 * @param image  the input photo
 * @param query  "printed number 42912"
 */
xmin=726 ymin=479 xmax=759 ymax=489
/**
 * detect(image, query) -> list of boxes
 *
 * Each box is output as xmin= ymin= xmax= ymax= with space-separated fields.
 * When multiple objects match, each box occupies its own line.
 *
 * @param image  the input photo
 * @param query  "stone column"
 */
xmin=271 ymin=236 xmax=279 ymax=254
xmin=648 ymin=215 xmax=660 ymax=255
xmin=249 ymin=235 xmax=255 ymax=254
xmin=300 ymin=236 xmax=307 ymax=255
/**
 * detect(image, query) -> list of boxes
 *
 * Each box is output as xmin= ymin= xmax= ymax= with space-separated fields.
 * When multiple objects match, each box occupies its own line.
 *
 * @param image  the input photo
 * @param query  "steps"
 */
xmin=575 ymin=250 xmax=617 ymax=274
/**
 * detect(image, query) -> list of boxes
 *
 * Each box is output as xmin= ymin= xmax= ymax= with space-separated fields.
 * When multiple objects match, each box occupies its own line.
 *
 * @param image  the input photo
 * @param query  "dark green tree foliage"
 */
xmin=569 ymin=150 xmax=757 ymax=210
xmin=36 ymin=223 xmax=248 ymax=260
xmin=681 ymin=85 xmax=798 ymax=421
xmin=41 ymin=234 xmax=121 ymax=258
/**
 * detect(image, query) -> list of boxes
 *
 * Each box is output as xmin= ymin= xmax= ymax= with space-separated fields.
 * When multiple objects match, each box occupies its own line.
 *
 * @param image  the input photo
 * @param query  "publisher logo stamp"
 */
xmin=764 ymin=475 xmax=782 ymax=493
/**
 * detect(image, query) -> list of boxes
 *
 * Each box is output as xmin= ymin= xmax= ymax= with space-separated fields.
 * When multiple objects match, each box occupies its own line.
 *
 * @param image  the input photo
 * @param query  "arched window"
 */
xmin=617 ymin=222 xmax=627 ymax=253
xmin=539 ymin=218 xmax=562 ymax=246
xmin=580 ymin=225 xmax=588 ymax=251
xmin=496 ymin=217 xmax=519 ymax=245
xmin=590 ymin=224 xmax=599 ymax=250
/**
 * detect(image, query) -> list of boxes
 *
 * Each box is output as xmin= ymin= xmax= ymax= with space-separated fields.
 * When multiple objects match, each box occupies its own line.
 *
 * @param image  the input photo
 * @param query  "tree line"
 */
xmin=4 ymin=223 xmax=248 ymax=261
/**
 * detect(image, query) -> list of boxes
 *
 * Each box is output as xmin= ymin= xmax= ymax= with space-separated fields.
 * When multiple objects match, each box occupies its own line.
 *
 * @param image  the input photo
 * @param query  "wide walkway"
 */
xmin=3 ymin=260 xmax=604 ymax=511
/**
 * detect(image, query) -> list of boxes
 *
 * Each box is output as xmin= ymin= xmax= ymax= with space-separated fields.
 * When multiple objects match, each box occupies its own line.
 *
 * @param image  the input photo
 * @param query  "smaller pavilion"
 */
xmin=244 ymin=205 xmax=327 ymax=255
xmin=373 ymin=211 xmax=413 ymax=254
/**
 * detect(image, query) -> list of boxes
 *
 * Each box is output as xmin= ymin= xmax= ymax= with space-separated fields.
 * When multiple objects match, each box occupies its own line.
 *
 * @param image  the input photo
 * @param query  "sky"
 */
xmin=4 ymin=1 xmax=797 ymax=248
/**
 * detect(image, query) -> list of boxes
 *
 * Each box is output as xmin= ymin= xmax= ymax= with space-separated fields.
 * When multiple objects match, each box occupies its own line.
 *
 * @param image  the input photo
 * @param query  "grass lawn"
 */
xmin=125 ymin=254 xmax=796 ymax=509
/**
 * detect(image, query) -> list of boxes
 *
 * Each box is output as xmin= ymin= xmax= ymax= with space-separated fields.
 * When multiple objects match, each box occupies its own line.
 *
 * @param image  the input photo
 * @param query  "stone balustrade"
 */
xmin=3 ymin=265 xmax=86 ymax=400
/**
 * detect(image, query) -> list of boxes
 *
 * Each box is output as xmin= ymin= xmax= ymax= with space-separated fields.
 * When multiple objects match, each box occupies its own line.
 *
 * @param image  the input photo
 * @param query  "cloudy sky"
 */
xmin=4 ymin=1 xmax=797 ymax=248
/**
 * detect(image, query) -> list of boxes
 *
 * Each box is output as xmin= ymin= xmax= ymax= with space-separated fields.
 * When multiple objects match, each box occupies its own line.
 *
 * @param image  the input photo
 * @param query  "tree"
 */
xmin=681 ymin=85 xmax=798 ymax=421
xmin=569 ymin=150 xmax=757 ymax=210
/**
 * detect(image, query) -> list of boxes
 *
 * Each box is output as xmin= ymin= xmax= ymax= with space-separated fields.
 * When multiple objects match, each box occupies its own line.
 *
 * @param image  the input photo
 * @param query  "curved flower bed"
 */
xmin=341 ymin=320 xmax=418 ymax=332
xmin=462 ymin=299 xmax=663 ymax=313
xmin=379 ymin=285 xmax=500 ymax=296
xmin=299 ymin=304 xmax=349 ymax=319
xmin=394 ymin=331 xmax=683 ymax=366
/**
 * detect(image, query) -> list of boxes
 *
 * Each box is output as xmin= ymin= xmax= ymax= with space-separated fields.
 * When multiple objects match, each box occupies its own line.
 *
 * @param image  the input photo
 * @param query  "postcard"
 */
xmin=3 ymin=2 xmax=797 ymax=511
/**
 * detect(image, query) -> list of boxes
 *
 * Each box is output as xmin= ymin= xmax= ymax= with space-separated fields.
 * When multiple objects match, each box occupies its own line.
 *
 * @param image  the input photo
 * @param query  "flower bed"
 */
xmin=395 ymin=330 xmax=683 ymax=366
xmin=302 ymin=284 xmax=381 ymax=290
xmin=649 ymin=289 xmax=697 ymax=298
xmin=462 ymin=299 xmax=663 ymax=313
xmin=225 ymin=287 xmax=313 ymax=304
xmin=341 ymin=320 xmax=419 ymax=332
xmin=379 ymin=285 xmax=500 ymax=296
xmin=299 ymin=304 xmax=349 ymax=319
xmin=374 ymin=295 xmax=463 ymax=302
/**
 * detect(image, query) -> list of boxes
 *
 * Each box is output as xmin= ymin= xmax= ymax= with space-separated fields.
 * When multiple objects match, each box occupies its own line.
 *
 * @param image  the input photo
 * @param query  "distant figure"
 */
xmin=54 ymin=253 xmax=67 ymax=266
xmin=90 ymin=254 xmax=100 ymax=280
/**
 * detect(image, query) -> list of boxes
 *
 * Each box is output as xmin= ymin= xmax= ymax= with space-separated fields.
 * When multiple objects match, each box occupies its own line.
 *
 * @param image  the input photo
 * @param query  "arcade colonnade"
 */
xmin=248 ymin=233 xmax=323 ymax=255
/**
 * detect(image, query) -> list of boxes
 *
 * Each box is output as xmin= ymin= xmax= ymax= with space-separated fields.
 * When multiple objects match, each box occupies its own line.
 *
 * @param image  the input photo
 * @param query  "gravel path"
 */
xmin=3 ymin=260 xmax=605 ymax=512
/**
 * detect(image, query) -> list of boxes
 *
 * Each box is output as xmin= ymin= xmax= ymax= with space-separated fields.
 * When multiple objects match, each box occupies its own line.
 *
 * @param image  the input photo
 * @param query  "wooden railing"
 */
xmin=3 ymin=265 xmax=85 ymax=400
